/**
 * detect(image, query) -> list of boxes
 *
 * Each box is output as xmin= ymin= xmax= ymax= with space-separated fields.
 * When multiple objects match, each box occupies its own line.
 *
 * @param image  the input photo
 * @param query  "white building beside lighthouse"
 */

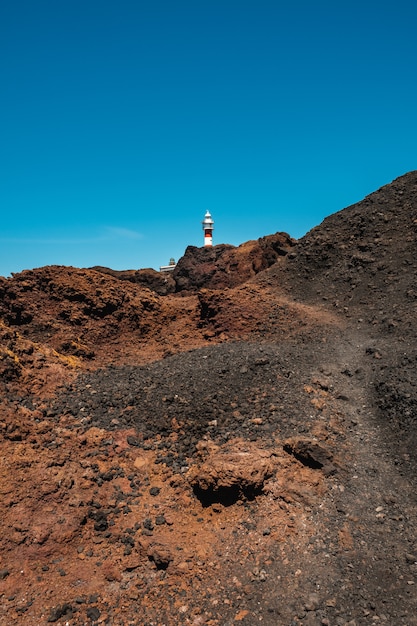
xmin=202 ymin=210 xmax=214 ymax=246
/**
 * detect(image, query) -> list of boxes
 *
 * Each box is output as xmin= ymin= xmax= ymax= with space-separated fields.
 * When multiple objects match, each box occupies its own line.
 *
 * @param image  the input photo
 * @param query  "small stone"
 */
xmin=147 ymin=544 xmax=173 ymax=570
xmin=177 ymin=561 xmax=190 ymax=571
xmin=0 ymin=569 xmax=10 ymax=580
xmin=305 ymin=593 xmax=320 ymax=611
xmin=47 ymin=603 xmax=73 ymax=622
xmin=149 ymin=486 xmax=160 ymax=496
xmin=405 ymin=553 xmax=417 ymax=563
xmin=93 ymin=514 xmax=108 ymax=532
xmin=143 ymin=518 xmax=154 ymax=530
xmin=87 ymin=607 xmax=101 ymax=620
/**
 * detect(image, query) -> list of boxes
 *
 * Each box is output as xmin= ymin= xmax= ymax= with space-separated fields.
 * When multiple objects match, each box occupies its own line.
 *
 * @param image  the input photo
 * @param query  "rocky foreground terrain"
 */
xmin=1 ymin=172 xmax=417 ymax=625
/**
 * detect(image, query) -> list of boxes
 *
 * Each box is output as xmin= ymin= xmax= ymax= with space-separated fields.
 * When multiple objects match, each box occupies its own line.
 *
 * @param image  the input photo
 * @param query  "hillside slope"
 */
xmin=277 ymin=170 xmax=417 ymax=463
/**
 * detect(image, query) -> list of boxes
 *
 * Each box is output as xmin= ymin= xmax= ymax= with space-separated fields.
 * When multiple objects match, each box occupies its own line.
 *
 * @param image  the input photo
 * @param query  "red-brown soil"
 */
xmin=1 ymin=173 xmax=417 ymax=625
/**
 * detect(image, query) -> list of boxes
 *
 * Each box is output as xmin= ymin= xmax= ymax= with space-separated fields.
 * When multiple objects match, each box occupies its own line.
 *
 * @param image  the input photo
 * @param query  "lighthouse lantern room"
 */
xmin=202 ymin=210 xmax=214 ymax=246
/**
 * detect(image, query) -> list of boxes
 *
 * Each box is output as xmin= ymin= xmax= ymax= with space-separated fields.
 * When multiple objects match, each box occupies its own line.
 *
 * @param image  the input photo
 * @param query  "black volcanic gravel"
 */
xmin=52 ymin=341 xmax=327 ymax=463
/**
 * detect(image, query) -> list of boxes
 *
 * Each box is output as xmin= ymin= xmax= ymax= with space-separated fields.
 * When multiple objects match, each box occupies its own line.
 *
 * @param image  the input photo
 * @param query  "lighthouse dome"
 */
xmin=202 ymin=210 xmax=214 ymax=228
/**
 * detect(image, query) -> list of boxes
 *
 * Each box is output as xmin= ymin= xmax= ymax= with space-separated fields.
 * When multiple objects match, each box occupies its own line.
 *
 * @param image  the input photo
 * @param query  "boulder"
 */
xmin=189 ymin=442 xmax=275 ymax=506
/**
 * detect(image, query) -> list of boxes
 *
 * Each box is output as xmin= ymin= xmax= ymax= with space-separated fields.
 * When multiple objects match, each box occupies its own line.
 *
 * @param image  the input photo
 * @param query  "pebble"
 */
xmin=304 ymin=593 xmax=320 ymax=611
xmin=87 ymin=607 xmax=101 ymax=620
xmin=46 ymin=603 xmax=73 ymax=623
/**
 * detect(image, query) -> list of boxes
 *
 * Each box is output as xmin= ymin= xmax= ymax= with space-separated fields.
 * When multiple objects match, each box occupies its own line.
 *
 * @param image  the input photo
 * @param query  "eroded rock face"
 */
xmin=0 ymin=266 xmax=167 ymax=372
xmin=173 ymin=232 xmax=295 ymax=292
xmin=0 ymin=265 xmax=162 ymax=331
xmin=188 ymin=441 xmax=275 ymax=506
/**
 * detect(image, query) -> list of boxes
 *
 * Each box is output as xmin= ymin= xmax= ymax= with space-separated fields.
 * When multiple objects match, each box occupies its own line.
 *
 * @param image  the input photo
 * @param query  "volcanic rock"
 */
xmin=172 ymin=231 xmax=295 ymax=292
xmin=189 ymin=442 xmax=275 ymax=505
xmin=283 ymin=438 xmax=336 ymax=475
xmin=147 ymin=543 xmax=173 ymax=570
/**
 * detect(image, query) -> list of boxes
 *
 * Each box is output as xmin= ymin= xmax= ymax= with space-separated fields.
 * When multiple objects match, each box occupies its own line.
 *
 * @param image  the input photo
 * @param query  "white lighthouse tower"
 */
xmin=202 ymin=210 xmax=214 ymax=247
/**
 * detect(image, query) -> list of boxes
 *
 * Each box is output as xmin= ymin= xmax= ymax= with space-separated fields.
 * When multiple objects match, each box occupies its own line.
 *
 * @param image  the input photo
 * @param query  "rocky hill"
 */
xmin=90 ymin=231 xmax=295 ymax=295
xmin=0 ymin=173 xmax=417 ymax=625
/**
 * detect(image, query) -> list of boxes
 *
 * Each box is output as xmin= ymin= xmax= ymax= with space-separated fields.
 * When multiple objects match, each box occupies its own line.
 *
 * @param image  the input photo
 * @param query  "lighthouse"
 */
xmin=202 ymin=210 xmax=214 ymax=247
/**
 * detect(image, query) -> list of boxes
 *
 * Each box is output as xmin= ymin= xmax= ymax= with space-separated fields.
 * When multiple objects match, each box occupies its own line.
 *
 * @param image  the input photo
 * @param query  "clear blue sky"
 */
xmin=1 ymin=0 xmax=416 ymax=276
